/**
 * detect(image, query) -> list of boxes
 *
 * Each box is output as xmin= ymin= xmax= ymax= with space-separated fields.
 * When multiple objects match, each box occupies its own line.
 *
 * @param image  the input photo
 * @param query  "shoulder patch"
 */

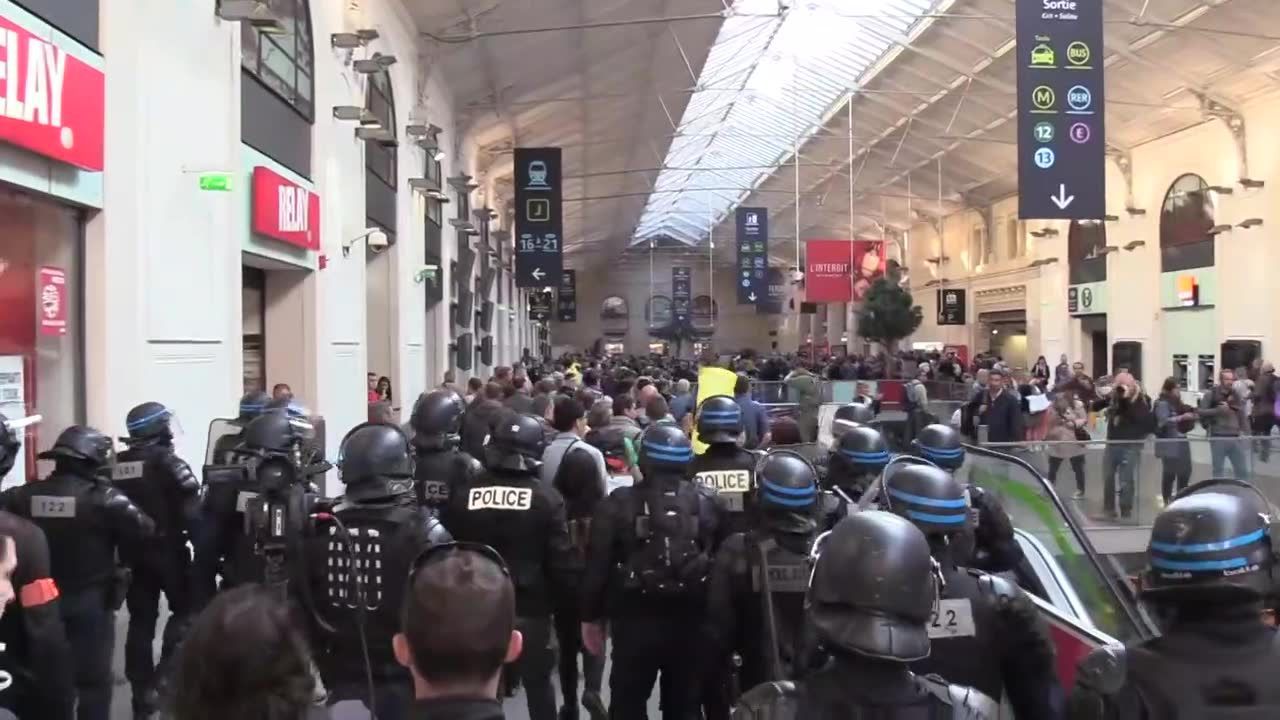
xmin=112 ymin=461 xmax=145 ymax=481
xmin=467 ymin=485 xmax=533 ymax=511
xmin=972 ymin=570 xmax=1019 ymax=604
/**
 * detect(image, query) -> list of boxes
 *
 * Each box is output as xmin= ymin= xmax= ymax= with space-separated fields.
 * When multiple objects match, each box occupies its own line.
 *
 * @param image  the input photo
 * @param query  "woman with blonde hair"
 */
xmin=1046 ymin=391 xmax=1088 ymax=497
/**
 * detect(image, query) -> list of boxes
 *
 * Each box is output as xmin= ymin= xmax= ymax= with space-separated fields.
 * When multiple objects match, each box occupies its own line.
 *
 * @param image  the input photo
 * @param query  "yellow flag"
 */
xmin=692 ymin=366 xmax=739 ymax=454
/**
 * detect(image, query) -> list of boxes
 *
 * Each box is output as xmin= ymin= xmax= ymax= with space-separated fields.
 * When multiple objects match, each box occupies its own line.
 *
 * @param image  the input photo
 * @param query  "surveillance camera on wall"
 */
xmin=367 ymin=228 xmax=389 ymax=252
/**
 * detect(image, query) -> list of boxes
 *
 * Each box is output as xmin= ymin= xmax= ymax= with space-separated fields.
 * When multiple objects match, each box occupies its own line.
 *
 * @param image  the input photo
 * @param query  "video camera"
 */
xmin=243 ymin=452 xmax=332 ymax=589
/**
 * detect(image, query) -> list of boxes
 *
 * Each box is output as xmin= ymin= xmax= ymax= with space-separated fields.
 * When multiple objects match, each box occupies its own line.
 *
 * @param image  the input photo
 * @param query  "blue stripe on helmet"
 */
xmin=761 ymin=478 xmax=816 ymax=498
xmin=887 ymin=487 xmax=968 ymax=509
xmin=126 ymin=408 xmax=170 ymax=430
xmin=239 ymin=402 xmax=266 ymax=414
xmin=700 ymin=410 xmax=741 ymax=418
xmin=642 ymin=442 xmax=693 ymax=463
xmin=701 ymin=419 xmax=741 ymax=427
xmin=762 ymin=489 xmax=816 ymax=508
xmin=839 ymin=448 xmax=890 ymax=463
xmin=920 ymin=445 xmax=965 ymax=457
xmin=1149 ymin=528 xmax=1266 ymax=554
xmin=1149 ymin=556 xmax=1250 ymax=572
xmin=906 ymin=509 xmax=969 ymax=525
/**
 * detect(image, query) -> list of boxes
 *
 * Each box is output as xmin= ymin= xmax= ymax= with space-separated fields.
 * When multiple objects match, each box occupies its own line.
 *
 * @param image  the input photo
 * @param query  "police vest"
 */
xmin=909 ymin=567 xmax=1003 ymax=705
xmin=1126 ymin=633 xmax=1280 ymax=719
xmin=691 ymin=452 xmax=755 ymax=513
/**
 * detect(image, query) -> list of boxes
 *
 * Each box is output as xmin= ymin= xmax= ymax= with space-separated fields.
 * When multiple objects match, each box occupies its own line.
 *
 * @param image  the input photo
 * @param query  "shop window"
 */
xmin=1160 ymin=174 xmax=1215 ymax=273
xmin=365 ymin=70 xmax=397 ymax=241
xmin=1068 ymin=220 xmax=1107 ymax=285
xmin=0 ymin=192 xmax=84 ymax=486
xmin=241 ymin=0 xmax=314 ymax=177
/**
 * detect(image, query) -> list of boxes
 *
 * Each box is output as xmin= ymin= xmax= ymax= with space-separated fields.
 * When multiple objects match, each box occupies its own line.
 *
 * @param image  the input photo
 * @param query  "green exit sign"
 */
xmin=198 ymin=172 xmax=234 ymax=192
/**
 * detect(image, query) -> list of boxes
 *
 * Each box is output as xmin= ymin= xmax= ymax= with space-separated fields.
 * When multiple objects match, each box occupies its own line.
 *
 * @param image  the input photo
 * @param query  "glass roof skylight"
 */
xmin=633 ymin=0 xmax=940 ymax=245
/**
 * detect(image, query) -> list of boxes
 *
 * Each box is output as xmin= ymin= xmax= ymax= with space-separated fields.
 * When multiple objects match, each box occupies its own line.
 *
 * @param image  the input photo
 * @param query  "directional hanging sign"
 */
xmin=557 ymin=270 xmax=577 ymax=322
xmin=757 ymin=266 xmax=785 ymax=315
xmin=672 ymin=267 xmax=691 ymax=326
xmin=736 ymin=207 xmax=769 ymax=304
xmin=528 ymin=290 xmax=553 ymax=322
xmin=937 ymin=288 xmax=966 ymax=325
xmin=514 ymin=148 xmax=564 ymax=287
xmin=1016 ymin=0 xmax=1106 ymax=220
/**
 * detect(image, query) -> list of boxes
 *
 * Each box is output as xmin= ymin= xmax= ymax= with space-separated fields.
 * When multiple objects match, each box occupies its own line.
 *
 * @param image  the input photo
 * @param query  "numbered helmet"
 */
xmin=410 ymin=389 xmax=466 ymax=449
xmin=339 ymin=422 xmax=414 ymax=501
xmin=0 ymin=414 xmax=19 ymax=479
xmin=832 ymin=402 xmax=875 ymax=436
xmin=882 ymin=464 xmax=971 ymax=537
xmin=637 ymin=424 xmax=694 ymax=475
xmin=38 ymin=425 xmax=114 ymax=468
xmin=484 ymin=411 xmax=546 ymax=473
xmin=1142 ymin=490 xmax=1276 ymax=602
xmin=808 ymin=511 xmax=937 ymax=662
xmin=754 ymin=451 xmax=820 ymax=534
xmin=125 ymin=401 xmax=175 ymax=442
xmin=237 ymin=391 xmax=271 ymax=423
xmin=696 ymin=395 xmax=742 ymax=444
xmin=829 ymin=426 xmax=890 ymax=482
xmin=913 ymin=424 xmax=965 ymax=470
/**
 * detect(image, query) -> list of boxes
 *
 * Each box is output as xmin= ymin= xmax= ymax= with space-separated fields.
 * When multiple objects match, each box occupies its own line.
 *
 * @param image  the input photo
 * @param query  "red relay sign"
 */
xmin=251 ymin=166 xmax=321 ymax=251
xmin=0 ymin=12 xmax=105 ymax=171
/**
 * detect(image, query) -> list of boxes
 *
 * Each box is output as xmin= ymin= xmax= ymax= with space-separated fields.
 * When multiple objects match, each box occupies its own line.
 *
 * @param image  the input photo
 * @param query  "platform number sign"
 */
xmin=514 ymin=148 xmax=564 ymax=287
xmin=1016 ymin=0 xmax=1106 ymax=219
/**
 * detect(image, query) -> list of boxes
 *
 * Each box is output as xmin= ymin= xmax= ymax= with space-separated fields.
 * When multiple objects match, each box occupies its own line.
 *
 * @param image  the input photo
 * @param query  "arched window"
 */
xmin=241 ymin=0 xmax=314 ymax=119
xmin=1067 ymin=220 xmax=1107 ymax=285
xmin=691 ymin=295 xmax=717 ymax=332
xmin=601 ymin=296 xmax=629 ymax=336
xmin=646 ymin=296 xmax=673 ymax=329
xmin=1160 ymin=174 xmax=1215 ymax=273
xmin=365 ymin=70 xmax=398 ymax=241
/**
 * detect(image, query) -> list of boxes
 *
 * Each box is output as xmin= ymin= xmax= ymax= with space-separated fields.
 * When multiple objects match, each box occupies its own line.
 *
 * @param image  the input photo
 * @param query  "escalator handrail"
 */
xmin=962 ymin=443 xmax=1157 ymax=640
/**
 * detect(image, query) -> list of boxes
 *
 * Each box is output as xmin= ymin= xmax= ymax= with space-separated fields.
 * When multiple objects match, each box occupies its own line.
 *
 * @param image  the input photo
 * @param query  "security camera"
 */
xmin=367 ymin=228 xmax=389 ymax=252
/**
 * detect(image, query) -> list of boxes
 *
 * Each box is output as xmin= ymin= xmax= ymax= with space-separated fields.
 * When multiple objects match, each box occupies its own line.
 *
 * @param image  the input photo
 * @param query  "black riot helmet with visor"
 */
xmin=124 ymin=401 xmax=182 ymax=445
xmin=1142 ymin=478 xmax=1280 ymax=603
xmin=831 ymin=402 xmax=875 ymax=438
xmin=38 ymin=425 xmax=116 ymax=479
xmin=237 ymin=390 xmax=271 ymax=424
xmin=753 ymin=450 xmax=820 ymax=535
xmin=637 ymin=424 xmax=694 ymax=477
xmin=912 ymin=424 xmax=966 ymax=471
xmin=483 ymin=411 xmax=547 ymax=474
xmin=338 ymin=422 xmax=415 ymax=501
xmin=827 ymin=425 xmax=890 ymax=491
xmin=696 ymin=395 xmax=743 ymax=445
xmin=881 ymin=463 xmax=971 ymax=538
xmin=410 ymin=390 xmax=467 ymax=451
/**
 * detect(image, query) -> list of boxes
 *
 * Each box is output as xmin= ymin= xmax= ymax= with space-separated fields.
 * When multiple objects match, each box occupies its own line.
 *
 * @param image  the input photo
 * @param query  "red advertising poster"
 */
xmin=251 ymin=166 xmax=321 ymax=251
xmin=37 ymin=266 xmax=66 ymax=336
xmin=804 ymin=239 xmax=885 ymax=303
xmin=0 ymin=12 xmax=105 ymax=171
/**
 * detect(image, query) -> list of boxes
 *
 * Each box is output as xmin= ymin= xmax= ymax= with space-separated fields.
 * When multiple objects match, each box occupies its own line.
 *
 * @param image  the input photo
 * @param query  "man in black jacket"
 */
xmin=460 ymin=383 xmax=506 ymax=461
xmin=1093 ymin=373 xmax=1152 ymax=519
xmin=965 ymin=368 xmax=1022 ymax=444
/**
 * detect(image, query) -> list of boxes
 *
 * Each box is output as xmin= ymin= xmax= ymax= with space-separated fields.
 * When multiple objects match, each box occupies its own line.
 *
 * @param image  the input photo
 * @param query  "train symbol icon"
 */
xmin=1070 ymin=123 xmax=1091 ymax=144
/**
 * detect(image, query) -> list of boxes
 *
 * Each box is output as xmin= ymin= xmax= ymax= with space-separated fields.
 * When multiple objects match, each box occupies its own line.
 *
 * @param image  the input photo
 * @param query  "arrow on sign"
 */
xmin=748 ymin=292 xmax=758 ymax=302
xmin=531 ymin=268 xmax=545 ymax=281
xmin=1050 ymin=184 xmax=1075 ymax=210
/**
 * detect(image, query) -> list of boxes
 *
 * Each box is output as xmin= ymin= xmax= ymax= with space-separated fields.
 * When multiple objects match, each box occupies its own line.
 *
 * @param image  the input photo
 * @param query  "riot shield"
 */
xmin=205 ymin=418 xmax=245 ymax=466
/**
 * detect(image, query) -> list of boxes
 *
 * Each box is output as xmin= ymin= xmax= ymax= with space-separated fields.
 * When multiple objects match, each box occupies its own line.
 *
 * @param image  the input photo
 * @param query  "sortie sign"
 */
xmin=251 ymin=166 xmax=321 ymax=251
xmin=0 ymin=11 xmax=105 ymax=171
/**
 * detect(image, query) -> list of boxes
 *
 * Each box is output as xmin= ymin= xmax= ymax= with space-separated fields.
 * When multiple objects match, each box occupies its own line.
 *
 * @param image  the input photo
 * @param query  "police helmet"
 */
xmin=125 ymin=401 xmax=174 ymax=442
xmin=339 ymin=422 xmax=415 ymax=501
xmin=410 ymin=390 xmax=466 ymax=449
xmin=808 ymin=511 xmax=937 ymax=662
xmin=696 ymin=395 xmax=742 ymax=444
xmin=882 ymin=464 xmax=970 ymax=537
xmin=0 ymin=414 xmax=18 ymax=479
xmin=754 ymin=451 xmax=820 ymax=534
xmin=829 ymin=426 xmax=890 ymax=481
xmin=38 ymin=425 xmax=115 ymax=468
xmin=484 ymin=412 xmax=547 ymax=473
xmin=237 ymin=391 xmax=271 ymax=423
xmin=637 ymin=424 xmax=694 ymax=475
xmin=1142 ymin=488 xmax=1277 ymax=602
xmin=913 ymin=424 xmax=965 ymax=470
xmin=241 ymin=412 xmax=304 ymax=456
xmin=832 ymin=402 xmax=875 ymax=434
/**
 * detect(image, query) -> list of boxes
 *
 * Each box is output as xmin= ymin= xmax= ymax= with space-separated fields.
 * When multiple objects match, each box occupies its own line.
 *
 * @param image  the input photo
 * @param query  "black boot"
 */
xmin=582 ymin=689 xmax=607 ymax=720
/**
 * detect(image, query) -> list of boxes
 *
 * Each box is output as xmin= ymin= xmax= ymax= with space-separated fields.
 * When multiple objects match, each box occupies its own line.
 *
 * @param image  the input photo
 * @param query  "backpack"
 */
xmin=622 ymin=482 xmax=709 ymax=598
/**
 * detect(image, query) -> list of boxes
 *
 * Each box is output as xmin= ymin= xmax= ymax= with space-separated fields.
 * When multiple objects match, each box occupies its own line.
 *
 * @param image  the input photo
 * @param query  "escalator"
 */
xmin=960 ymin=444 xmax=1158 ymax=689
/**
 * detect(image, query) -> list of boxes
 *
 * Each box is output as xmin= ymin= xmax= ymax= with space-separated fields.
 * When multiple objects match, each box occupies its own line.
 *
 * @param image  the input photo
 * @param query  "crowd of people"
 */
xmin=0 ymin=349 xmax=1277 ymax=718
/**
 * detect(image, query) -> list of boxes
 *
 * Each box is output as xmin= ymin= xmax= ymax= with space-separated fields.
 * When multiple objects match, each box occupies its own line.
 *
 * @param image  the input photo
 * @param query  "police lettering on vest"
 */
xmin=927 ymin=598 xmax=977 ymax=639
xmin=112 ymin=461 xmax=144 ymax=481
xmin=751 ymin=562 xmax=809 ymax=594
xmin=695 ymin=469 xmax=752 ymax=493
xmin=422 ymin=480 xmax=450 ymax=502
xmin=468 ymin=486 xmax=533 ymax=511
xmin=30 ymin=495 xmax=75 ymax=518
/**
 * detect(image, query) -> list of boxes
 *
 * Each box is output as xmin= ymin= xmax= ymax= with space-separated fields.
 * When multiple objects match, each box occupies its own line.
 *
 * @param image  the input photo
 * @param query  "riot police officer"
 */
xmin=408 ymin=389 xmax=482 ymax=511
xmin=690 ymin=395 xmax=760 ymax=536
xmin=732 ymin=511 xmax=996 ymax=719
xmin=705 ymin=451 xmax=822 ymax=718
xmin=0 ymin=426 xmax=155 ymax=720
xmin=1069 ymin=482 xmax=1280 ymax=718
xmin=580 ymin=424 xmax=719 ymax=720
xmin=114 ymin=402 xmax=201 ymax=719
xmin=0 ymin=414 xmax=74 ymax=720
xmin=913 ymin=423 xmax=1023 ymax=573
xmin=831 ymin=401 xmax=875 ymax=439
xmin=209 ymin=390 xmax=270 ymax=465
xmin=882 ymin=464 xmax=1062 ymax=719
xmin=441 ymin=411 xmax=573 ymax=720
xmin=313 ymin=422 xmax=451 ymax=719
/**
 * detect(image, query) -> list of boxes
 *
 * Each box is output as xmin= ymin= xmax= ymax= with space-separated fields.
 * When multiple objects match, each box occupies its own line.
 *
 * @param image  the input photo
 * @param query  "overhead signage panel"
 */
xmin=514 ymin=148 xmax=564 ymax=287
xmin=735 ymin=207 xmax=768 ymax=305
xmin=937 ymin=288 xmax=966 ymax=325
xmin=1016 ymin=0 xmax=1106 ymax=220
xmin=672 ymin=266 xmax=691 ymax=325
xmin=528 ymin=290 xmax=553 ymax=321
xmin=757 ymin=267 xmax=785 ymax=315
xmin=557 ymin=270 xmax=577 ymax=322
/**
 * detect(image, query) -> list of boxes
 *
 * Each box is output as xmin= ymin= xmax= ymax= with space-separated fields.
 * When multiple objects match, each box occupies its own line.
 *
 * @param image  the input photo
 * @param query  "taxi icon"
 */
xmin=1030 ymin=44 xmax=1055 ymax=66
